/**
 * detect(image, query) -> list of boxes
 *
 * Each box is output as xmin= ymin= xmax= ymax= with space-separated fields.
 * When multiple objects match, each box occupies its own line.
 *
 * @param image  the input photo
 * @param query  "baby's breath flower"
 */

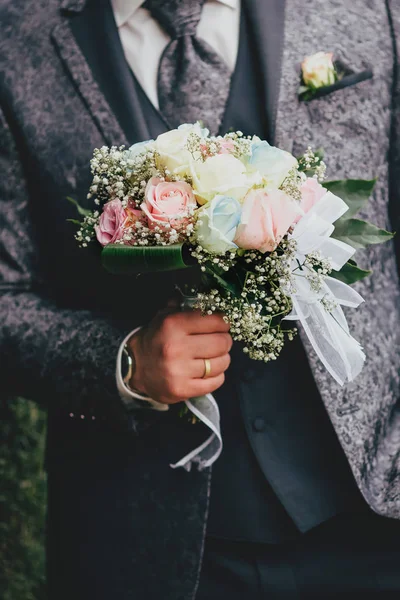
xmin=74 ymin=210 xmax=99 ymax=247
xmin=280 ymin=167 xmax=303 ymax=201
xmin=298 ymin=147 xmax=327 ymax=182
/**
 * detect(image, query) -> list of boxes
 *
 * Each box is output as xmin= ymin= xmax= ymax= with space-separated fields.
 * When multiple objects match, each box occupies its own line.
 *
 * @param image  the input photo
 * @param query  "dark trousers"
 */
xmin=196 ymin=512 xmax=400 ymax=599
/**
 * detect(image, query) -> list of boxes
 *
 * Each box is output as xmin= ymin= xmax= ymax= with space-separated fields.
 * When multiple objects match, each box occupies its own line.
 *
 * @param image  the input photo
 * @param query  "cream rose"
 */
xmin=301 ymin=52 xmax=336 ymax=89
xmin=154 ymin=123 xmax=208 ymax=176
xmin=190 ymin=154 xmax=260 ymax=205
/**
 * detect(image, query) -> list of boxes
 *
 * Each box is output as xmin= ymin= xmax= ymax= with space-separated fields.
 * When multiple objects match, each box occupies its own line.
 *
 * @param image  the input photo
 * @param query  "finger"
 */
xmin=179 ymin=311 xmax=230 ymax=334
xmin=188 ymin=373 xmax=226 ymax=397
xmin=187 ymin=333 xmax=232 ymax=359
xmin=190 ymin=354 xmax=231 ymax=379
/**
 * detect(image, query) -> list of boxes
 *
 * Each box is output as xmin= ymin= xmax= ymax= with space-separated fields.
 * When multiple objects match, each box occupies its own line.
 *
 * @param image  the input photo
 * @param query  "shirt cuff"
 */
xmin=116 ymin=327 xmax=169 ymax=412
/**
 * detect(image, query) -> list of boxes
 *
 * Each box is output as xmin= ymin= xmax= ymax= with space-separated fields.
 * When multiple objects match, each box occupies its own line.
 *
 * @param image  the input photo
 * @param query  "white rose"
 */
xmin=190 ymin=154 xmax=260 ymax=205
xmin=301 ymin=52 xmax=336 ymax=89
xmin=154 ymin=123 xmax=208 ymax=175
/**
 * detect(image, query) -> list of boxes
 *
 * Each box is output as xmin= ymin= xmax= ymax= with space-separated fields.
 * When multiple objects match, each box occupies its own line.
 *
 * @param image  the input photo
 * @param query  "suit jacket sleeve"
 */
xmin=0 ymin=105 xmax=149 ymax=427
xmin=389 ymin=3 xmax=400 ymax=261
xmin=369 ymin=3 xmax=400 ymax=514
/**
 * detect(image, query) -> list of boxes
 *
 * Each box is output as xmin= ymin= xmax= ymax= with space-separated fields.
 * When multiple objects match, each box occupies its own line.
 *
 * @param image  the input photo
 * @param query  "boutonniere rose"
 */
xmin=299 ymin=52 xmax=339 ymax=100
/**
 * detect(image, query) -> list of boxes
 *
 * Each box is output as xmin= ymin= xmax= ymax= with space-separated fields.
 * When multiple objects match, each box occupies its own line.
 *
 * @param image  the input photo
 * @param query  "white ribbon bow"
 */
xmin=171 ymin=190 xmax=366 ymax=471
xmin=283 ymin=190 xmax=365 ymax=386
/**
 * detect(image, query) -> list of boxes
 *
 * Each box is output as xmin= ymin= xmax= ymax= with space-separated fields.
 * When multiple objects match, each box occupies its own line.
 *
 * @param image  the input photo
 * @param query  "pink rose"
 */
xmin=95 ymin=199 xmax=126 ymax=246
xmin=198 ymin=139 xmax=234 ymax=159
xmin=294 ymin=177 xmax=327 ymax=223
xmin=141 ymin=177 xmax=196 ymax=230
xmin=234 ymin=188 xmax=300 ymax=253
xmin=218 ymin=139 xmax=235 ymax=154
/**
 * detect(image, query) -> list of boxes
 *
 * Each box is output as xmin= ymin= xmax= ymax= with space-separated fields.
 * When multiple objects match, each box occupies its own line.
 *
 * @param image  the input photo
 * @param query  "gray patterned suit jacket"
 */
xmin=1 ymin=0 xmax=400 ymax=597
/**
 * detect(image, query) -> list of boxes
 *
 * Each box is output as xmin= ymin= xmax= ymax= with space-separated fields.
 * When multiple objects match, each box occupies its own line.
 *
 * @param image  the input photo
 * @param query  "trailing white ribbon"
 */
xmin=283 ymin=191 xmax=366 ymax=385
xmin=170 ymin=295 xmax=222 ymax=471
xmin=169 ymin=393 xmax=222 ymax=471
xmin=171 ymin=190 xmax=366 ymax=470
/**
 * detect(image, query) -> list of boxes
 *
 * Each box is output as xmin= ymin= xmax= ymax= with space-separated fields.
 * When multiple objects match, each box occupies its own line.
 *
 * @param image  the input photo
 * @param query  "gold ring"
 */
xmin=202 ymin=358 xmax=211 ymax=379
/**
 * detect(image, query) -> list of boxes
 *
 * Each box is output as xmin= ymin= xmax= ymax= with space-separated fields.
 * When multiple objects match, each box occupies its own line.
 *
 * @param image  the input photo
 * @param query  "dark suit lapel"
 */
xmin=52 ymin=0 xmax=150 ymax=147
xmin=387 ymin=0 xmax=400 ymax=59
xmin=244 ymin=0 xmax=286 ymax=143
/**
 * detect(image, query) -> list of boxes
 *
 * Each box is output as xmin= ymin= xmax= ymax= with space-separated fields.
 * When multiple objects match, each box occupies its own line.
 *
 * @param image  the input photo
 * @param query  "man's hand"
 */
xmin=128 ymin=310 xmax=232 ymax=404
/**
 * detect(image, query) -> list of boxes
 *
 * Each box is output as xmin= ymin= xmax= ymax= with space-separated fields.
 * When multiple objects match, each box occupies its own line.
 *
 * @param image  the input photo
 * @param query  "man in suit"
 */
xmin=1 ymin=0 xmax=400 ymax=598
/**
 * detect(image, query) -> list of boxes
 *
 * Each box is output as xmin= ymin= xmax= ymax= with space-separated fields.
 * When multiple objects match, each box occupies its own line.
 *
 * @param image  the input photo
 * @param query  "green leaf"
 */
xmin=66 ymin=218 xmax=81 ymax=226
xmin=322 ymin=179 xmax=377 ymax=219
xmin=298 ymin=85 xmax=309 ymax=95
xmin=203 ymin=262 xmax=249 ymax=298
xmin=313 ymin=147 xmax=325 ymax=162
xmin=331 ymin=260 xmax=371 ymax=285
xmin=332 ymin=218 xmax=394 ymax=249
xmin=101 ymin=243 xmax=192 ymax=274
xmin=204 ymin=267 xmax=239 ymax=296
xmin=67 ymin=196 xmax=92 ymax=217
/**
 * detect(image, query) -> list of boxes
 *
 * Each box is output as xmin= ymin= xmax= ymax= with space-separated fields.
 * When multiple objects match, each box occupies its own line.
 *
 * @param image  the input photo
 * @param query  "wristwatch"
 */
xmin=121 ymin=343 xmax=135 ymax=389
xmin=119 ymin=337 xmax=169 ymax=412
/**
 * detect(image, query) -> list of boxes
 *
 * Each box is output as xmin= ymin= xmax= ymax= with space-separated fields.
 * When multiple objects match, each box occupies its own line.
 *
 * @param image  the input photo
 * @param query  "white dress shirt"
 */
xmin=113 ymin=0 xmax=241 ymax=405
xmin=111 ymin=0 xmax=241 ymax=108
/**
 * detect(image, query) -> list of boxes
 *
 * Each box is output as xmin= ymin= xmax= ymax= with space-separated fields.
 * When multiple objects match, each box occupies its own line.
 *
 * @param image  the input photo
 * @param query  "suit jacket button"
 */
xmin=252 ymin=417 xmax=266 ymax=432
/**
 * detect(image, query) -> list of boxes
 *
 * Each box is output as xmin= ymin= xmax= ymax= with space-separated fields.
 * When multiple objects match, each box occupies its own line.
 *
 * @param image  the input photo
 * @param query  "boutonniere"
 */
xmin=299 ymin=52 xmax=340 ymax=100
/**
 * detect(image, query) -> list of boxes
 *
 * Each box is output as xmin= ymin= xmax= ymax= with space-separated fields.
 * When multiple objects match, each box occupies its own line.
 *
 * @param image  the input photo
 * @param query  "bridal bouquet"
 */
xmin=71 ymin=122 xmax=392 ymax=469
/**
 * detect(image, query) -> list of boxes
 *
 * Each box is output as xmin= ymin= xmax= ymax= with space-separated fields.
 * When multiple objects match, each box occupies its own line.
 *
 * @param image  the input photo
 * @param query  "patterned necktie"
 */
xmin=143 ymin=0 xmax=232 ymax=135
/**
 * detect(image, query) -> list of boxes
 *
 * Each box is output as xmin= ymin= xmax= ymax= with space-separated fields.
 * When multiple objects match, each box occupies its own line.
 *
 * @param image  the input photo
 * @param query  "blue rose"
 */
xmin=196 ymin=195 xmax=242 ymax=255
xmin=126 ymin=139 xmax=154 ymax=158
xmin=248 ymin=140 xmax=297 ymax=187
xmin=178 ymin=122 xmax=210 ymax=138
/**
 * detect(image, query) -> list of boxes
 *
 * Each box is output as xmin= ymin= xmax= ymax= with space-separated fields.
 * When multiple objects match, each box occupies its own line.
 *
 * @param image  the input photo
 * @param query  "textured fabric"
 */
xmin=206 ymin=2 xmax=367 ymax=543
xmin=0 ymin=107 xmax=132 ymax=427
xmin=143 ymin=0 xmax=232 ymax=133
xmin=198 ymin=513 xmax=400 ymax=599
xmin=388 ymin=0 xmax=400 ymax=270
xmin=1 ymin=0 xmax=400 ymax=598
xmin=111 ymin=0 xmax=240 ymax=109
xmin=273 ymin=0 xmax=400 ymax=522
xmin=46 ymin=411 xmax=212 ymax=600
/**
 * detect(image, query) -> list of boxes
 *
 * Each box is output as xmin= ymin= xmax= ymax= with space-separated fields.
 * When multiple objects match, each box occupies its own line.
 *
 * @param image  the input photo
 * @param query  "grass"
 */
xmin=0 ymin=397 xmax=47 ymax=600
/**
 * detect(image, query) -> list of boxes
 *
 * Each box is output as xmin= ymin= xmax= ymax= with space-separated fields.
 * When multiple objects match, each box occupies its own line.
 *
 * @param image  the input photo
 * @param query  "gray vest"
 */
xmin=72 ymin=0 xmax=367 ymax=544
